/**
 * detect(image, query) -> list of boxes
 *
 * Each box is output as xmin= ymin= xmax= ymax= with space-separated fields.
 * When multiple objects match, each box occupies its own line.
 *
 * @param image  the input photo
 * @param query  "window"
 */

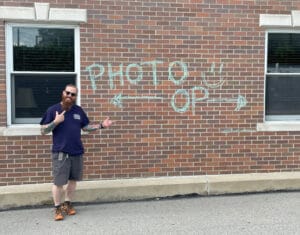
xmin=266 ymin=32 xmax=300 ymax=121
xmin=6 ymin=24 xmax=79 ymax=124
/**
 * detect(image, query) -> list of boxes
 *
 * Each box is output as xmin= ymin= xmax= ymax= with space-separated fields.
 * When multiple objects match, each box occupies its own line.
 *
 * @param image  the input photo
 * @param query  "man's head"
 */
xmin=61 ymin=84 xmax=77 ymax=110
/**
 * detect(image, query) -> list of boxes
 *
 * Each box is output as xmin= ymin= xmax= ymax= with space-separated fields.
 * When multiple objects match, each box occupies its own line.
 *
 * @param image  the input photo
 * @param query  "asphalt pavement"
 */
xmin=0 ymin=191 xmax=299 ymax=235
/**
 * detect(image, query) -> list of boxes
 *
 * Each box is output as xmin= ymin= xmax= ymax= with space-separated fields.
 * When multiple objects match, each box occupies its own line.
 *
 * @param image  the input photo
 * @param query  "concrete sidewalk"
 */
xmin=1 ymin=172 xmax=300 ymax=210
xmin=2 ymin=191 xmax=300 ymax=234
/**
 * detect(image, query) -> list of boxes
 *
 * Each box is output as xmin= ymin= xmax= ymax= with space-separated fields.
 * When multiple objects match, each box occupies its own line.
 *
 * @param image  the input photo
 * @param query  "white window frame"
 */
xmin=5 ymin=23 xmax=81 ymax=128
xmin=257 ymin=29 xmax=300 ymax=131
xmin=258 ymin=13 xmax=300 ymax=131
xmin=265 ymin=29 xmax=300 ymax=122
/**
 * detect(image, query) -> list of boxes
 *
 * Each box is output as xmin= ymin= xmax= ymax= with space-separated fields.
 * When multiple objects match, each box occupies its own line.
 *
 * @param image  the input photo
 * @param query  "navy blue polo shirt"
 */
xmin=40 ymin=103 xmax=89 ymax=155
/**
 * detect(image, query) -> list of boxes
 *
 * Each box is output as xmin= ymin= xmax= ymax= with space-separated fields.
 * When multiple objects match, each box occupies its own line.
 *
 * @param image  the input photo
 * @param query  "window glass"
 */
xmin=13 ymin=27 xmax=74 ymax=71
xmin=266 ymin=75 xmax=300 ymax=115
xmin=13 ymin=74 xmax=75 ymax=119
xmin=266 ymin=32 xmax=300 ymax=120
xmin=268 ymin=33 xmax=300 ymax=73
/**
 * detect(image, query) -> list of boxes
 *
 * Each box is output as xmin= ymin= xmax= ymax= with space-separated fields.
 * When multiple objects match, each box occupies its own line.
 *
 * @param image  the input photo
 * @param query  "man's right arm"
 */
xmin=40 ymin=110 xmax=66 ymax=135
xmin=40 ymin=121 xmax=57 ymax=135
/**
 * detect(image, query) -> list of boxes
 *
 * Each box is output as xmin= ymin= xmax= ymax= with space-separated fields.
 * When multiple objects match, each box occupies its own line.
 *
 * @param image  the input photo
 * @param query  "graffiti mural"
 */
xmin=85 ymin=60 xmax=247 ymax=114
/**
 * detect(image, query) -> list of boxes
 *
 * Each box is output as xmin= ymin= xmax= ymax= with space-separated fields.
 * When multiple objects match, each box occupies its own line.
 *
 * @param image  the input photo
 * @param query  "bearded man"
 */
xmin=40 ymin=84 xmax=113 ymax=221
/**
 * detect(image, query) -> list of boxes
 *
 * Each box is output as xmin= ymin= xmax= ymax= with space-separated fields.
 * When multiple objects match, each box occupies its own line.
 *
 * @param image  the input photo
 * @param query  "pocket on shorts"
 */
xmin=52 ymin=153 xmax=67 ymax=176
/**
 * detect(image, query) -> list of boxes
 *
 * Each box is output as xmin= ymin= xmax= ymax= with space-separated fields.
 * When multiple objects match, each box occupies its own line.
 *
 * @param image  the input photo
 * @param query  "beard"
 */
xmin=61 ymin=95 xmax=75 ymax=111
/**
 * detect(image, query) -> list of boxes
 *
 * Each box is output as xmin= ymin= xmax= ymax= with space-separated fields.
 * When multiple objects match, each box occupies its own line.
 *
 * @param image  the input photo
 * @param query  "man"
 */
xmin=40 ymin=84 xmax=112 ymax=221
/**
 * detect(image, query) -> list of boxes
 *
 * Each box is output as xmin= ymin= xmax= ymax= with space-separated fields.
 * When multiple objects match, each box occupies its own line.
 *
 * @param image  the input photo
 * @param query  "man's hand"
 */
xmin=101 ymin=117 xmax=113 ymax=128
xmin=41 ymin=111 xmax=65 ymax=135
xmin=54 ymin=110 xmax=66 ymax=125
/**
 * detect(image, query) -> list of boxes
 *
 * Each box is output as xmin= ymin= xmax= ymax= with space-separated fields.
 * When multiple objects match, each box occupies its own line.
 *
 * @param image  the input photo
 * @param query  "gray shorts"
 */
xmin=52 ymin=152 xmax=83 ymax=186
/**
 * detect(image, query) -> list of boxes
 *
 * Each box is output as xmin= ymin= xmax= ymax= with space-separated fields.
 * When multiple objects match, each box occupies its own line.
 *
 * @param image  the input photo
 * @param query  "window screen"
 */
xmin=266 ymin=33 xmax=300 ymax=120
xmin=13 ymin=74 xmax=75 ymax=119
xmin=13 ymin=27 xmax=74 ymax=72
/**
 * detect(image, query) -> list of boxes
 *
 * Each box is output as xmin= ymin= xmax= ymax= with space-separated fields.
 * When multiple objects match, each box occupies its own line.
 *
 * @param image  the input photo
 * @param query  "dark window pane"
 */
xmin=13 ymin=74 xmax=75 ymax=119
xmin=13 ymin=27 xmax=74 ymax=71
xmin=266 ymin=75 xmax=300 ymax=115
xmin=268 ymin=33 xmax=300 ymax=73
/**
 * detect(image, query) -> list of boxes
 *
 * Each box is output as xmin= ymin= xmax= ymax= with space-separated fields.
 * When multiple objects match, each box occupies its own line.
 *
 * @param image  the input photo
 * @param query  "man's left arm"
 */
xmin=82 ymin=117 xmax=113 ymax=133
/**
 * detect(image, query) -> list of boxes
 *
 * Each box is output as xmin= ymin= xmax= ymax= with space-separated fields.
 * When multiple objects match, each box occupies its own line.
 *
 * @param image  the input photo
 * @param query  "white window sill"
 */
xmin=0 ymin=125 xmax=88 ymax=136
xmin=1 ymin=123 xmax=299 ymax=136
xmin=257 ymin=122 xmax=300 ymax=131
xmin=0 ymin=125 xmax=41 ymax=136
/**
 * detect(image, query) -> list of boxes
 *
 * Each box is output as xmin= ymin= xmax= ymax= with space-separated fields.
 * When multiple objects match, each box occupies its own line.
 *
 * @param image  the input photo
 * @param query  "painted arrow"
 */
xmin=111 ymin=93 xmax=164 ymax=108
xmin=206 ymin=95 xmax=247 ymax=111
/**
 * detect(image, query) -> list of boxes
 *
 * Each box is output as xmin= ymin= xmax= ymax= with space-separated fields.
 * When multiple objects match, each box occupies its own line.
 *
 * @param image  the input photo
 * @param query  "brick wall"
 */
xmin=1 ymin=0 xmax=300 ymax=186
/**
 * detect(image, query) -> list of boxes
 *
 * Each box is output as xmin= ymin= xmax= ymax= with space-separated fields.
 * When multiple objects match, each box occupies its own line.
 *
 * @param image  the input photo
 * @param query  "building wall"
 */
xmin=1 ymin=0 xmax=300 ymax=186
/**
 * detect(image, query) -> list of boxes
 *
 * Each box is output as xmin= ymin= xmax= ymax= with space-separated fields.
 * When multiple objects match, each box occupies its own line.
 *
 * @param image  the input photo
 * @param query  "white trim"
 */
xmin=257 ymin=122 xmax=300 ymax=131
xmin=0 ymin=125 xmax=41 ymax=136
xmin=5 ymin=23 xmax=12 ymax=126
xmin=49 ymin=8 xmax=87 ymax=23
xmin=34 ymin=3 xmax=50 ymax=21
xmin=263 ymin=31 xmax=268 ymax=122
xmin=0 ymin=7 xmax=35 ymax=21
xmin=259 ymin=12 xmax=300 ymax=28
xmin=0 ymin=3 xmax=87 ymax=23
xmin=266 ymin=115 xmax=300 ymax=121
xmin=75 ymin=27 xmax=81 ymax=106
xmin=11 ymin=71 xmax=77 ymax=75
xmin=291 ymin=11 xmax=300 ymax=27
xmin=259 ymin=14 xmax=292 ymax=27
xmin=0 ymin=125 xmax=89 ymax=136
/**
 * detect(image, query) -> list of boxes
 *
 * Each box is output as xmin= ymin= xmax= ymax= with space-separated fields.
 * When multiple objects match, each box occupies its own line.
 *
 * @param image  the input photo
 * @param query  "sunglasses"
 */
xmin=64 ymin=90 xmax=77 ymax=97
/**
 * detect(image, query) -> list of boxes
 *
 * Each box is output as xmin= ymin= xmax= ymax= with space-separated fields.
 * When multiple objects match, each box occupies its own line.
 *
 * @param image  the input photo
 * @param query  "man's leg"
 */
xmin=52 ymin=184 xmax=64 ymax=206
xmin=62 ymin=156 xmax=82 ymax=216
xmin=62 ymin=180 xmax=77 ymax=215
xmin=52 ymin=184 xmax=64 ymax=221
xmin=65 ymin=180 xmax=77 ymax=202
xmin=52 ymin=152 xmax=70 ymax=221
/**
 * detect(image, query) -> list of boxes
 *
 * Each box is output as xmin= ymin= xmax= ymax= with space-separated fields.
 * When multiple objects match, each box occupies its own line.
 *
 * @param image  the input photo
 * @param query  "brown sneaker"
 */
xmin=54 ymin=207 xmax=64 ymax=221
xmin=62 ymin=202 xmax=76 ymax=215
